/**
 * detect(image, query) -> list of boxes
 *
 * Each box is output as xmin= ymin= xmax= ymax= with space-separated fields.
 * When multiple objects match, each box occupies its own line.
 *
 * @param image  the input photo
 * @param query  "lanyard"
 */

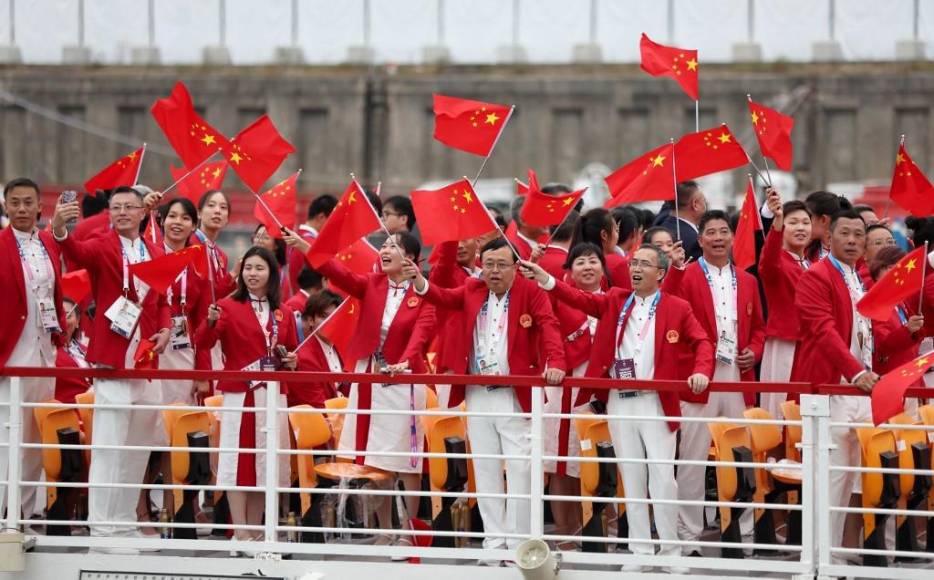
xmin=616 ymin=291 xmax=660 ymax=348
xmin=14 ymin=233 xmax=52 ymax=293
xmin=195 ymin=229 xmax=222 ymax=277
xmin=121 ymin=239 xmax=148 ymax=296
xmin=699 ymin=257 xmax=737 ymax=292
xmin=478 ymin=292 xmax=509 ymax=356
xmin=827 ymin=254 xmax=865 ymax=301
xmin=252 ymin=300 xmax=278 ymax=354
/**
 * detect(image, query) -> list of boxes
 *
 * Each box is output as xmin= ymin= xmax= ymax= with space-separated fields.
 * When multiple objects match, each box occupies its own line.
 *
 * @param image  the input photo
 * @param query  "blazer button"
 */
xmin=21 ymin=315 xmax=26 ymax=320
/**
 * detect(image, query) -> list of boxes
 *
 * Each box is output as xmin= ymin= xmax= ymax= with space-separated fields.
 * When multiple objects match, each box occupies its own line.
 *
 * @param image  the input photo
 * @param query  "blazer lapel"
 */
xmin=3 ymin=229 xmax=27 ymax=306
xmin=692 ymin=265 xmax=718 ymax=337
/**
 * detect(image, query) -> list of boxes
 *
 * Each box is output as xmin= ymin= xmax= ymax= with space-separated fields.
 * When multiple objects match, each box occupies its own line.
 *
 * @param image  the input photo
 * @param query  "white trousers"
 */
xmin=760 ymin=337 xmax=796 ymax=420
xmin=0 ymin=376 xmax=54 ymax=521
xmin=87 ymin=378 xmax=162 ymax=537
xmin=216 ymin=388 xmax=290 ymax=489
xmin=677 ymin=392 xmax=753 ymax=542
xmin=465 ymin=386 xmax=531 ymax=550
xmin=607 ymin=392 xmax=680 ymax=556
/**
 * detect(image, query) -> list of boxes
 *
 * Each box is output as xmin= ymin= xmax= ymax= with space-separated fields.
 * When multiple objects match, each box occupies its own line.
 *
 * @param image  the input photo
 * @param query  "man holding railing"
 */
xmin=0 ymin=177 xmax=67 ymax=525
xmin=521 ymin=244 xmax=713 ymax=573
xmin=403 ymin=237 xmax=566 ymax=561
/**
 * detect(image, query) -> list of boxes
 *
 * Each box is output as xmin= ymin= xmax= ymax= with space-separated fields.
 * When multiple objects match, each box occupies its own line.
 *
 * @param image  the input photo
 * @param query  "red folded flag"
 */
xmin=151 ymin=82 xmax=229 ymax=168
xmin=674 ymin=124 xmax=749 ymax=181
xmin=433 ymin=94 xmax=512 ymax=157
xmin=61 ymin=269 xmax=91 ymax=303
xmin=129 ymin=248 xmax=201 ymax=295
xmin=84 ymin=146 xmax=145 ymax=193
xmin=889 ymin=143 xmax=934 ymax=217
xmin=640 ymin=33 xmax=699 ymax=100
xmin=143 ymin=214 xmax=162 ymax=246
xmin=605 ymin=142 xmax=676 ymax=207
xmin=174 ymin=244 xmax=210 ymax=280
xmin=306 ymin=181 xmax=382 ymax=268
xmin=748 ymin=99 xmax=794 ymax=171
xmin=134 ymin=338 xmax=158 ymax=370
xmin=316 ymin=297 xmax=361 ymax=366
xmin=253 ymin=172 xmax=299 ymax=238
xmin=732 ymin=180 xmax=762 ymax=271
xmin=335 ymin=238 xmax=380 ymax=275
xmin=871 ymin=351 xmax=933 ymax=426
xmin=520 ymin=178 xmax=585 ymax=227
xmin=411 ymin=179 xmax=498 ymax=245
xmin=857 ymin=246 xmax=927 ymax=321
xmin=169 ymin=160 xmax=228 ymax=202
xmin=516 ymin=179 xmax=529 ymax=196
xmin=227 ymin=115 xmax=296 ymax=192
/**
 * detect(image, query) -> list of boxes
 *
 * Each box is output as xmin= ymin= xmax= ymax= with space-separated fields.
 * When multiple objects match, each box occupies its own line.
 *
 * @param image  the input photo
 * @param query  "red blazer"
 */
xmin=284 ymin=290 xmax=309 ymax=315
xmin=553 ymin=298 xmax=592 ymax=371
xmin=873 ymin=304 xmax=922 ymax=377
xmin=428 ymin=241 xmax=475 ymax=373
xmin=790 ymin=258 xmax=866 ymax=386
xmin=506 ymin=229 xmax=534 ymax=261
xmin=0 ymin=228 xmax=67 ymax=366
xmin=289 ymin=337 xmax=340 ymax=408
xmin=194 ymin=297 xmax=297 ymax=393
xmin=663 ymin=260 xmax=765 ymax=405
xmin=413 ymin=275 xmax=566 ymax=412
xmin=167 ymin=263 xmax=212 ymax=371
xmin=538 ymin=246 xmax=569 ymax=281
xmin=315 ymin=258 xmax=436 ymax=372
xmin=58 ymin=230 xmax=171 ymax=369
xmin=54 ymin=345 xmax=91 ymax=404
xmin=287 ymin=228 xmax=317 ymax=296
xmin=549 ymin=281 xmax=714 ymax=431
xmin=604 ymin=252 xmax=633 ymax=291
xmin=759 ymin=228 xmax=809 ymax=342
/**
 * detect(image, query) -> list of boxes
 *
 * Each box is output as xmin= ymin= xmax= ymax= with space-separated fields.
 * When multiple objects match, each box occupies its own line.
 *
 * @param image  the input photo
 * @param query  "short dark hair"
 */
xmin=232 ymin=246 xmax=282 ymax=309
xmin=157 ymin=198 xmax=198 ymax=237
xmin=303 ymin=289 xmax=343 ymax=319
xmin=866 ymin=223 xmax=892 ymax=238
xmin=296 ymin=266 xmax=324 ymax=292
xmin=198 ymin=189 xmax=230 ymax=212
xmin=869 ymin=246 xmax=906 ymax=281
xmin=676 ymin=181 xmax=700 ymax=209
xmin=698 ymin=209 xmax=732 ymax=233
xmin=638 ymin=208 xmax=655 ymax=230
xmin=82 ymin=190 xmax=109 ymax=218
xmin=635 ymin=243 xmax=670 ymax=274
xmin=384 ymin=196 xmax=416 ymax=230
xmin=564 ymin=242 xmax=606 ymax=271
xmin=307 ymin=194 xmax=338 ymax=221
xmin=783 ymin=200 xmax=810 ymax=218
xmin=852 ymin=204 xmax=875 ymax=216
xmin=643 ymin=226 xmax=673 ymax=245
xmin=541 ymin=183 xmax=572 ymax=195
xmin=805 ymin=191 xmax=851 ymax=218
xmin=905 ymin=216 xmax=934 ymax=248
xmin=479 ymin=237 xmax=515 ymax=262
xmin=829 ymin=209 xmax=866 ymax=232
xmin=109 ymin=185 xmax=144 ymax=202
xmin=611 ymin=206 xmax=640 ymax=243
xmin=390 ymin=231 xmax=422 ymax=261
xmin=3 ymin=177 xmax=40 ymax=198
xmin=549 ymin=210 xmax=579 ymax=243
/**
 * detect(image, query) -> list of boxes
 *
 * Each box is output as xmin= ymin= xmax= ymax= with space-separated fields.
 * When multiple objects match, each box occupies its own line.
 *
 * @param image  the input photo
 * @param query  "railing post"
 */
xmin=6 ymin=376 xmax=23 ymax=530
xmin=529 ymin=384 xmax=545 ymax=539
xmin=800 ymin=393 xmax=831 ymax=578
xmin=264 ymin=381 xmax=280 ymax=544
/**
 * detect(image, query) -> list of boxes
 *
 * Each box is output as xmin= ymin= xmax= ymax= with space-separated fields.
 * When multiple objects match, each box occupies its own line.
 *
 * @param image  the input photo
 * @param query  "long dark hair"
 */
xmin=232 ymin=246 xmax=282 ymax=309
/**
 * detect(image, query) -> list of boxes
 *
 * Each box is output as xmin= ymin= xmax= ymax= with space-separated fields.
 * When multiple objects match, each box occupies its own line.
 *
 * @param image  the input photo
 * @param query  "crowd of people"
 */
xmin=0 ymin=174 xmax=931 ymax=568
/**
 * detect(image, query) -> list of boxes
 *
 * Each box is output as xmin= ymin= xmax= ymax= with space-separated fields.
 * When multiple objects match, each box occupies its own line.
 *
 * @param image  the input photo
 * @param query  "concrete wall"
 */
xmin=1 ymin=62 xmax=933 ymax=200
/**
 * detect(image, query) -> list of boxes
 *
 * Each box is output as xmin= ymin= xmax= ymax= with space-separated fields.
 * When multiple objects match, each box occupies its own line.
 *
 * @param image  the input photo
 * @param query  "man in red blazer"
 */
xmin=52 ymin=187 xmax=171 ymax=548
xmin=522 ymin=245 xmax=712 ymax=572
xmin=0 ymin=178 xmax=67 ymax=521
xmin=792 ymin=209 xmax=877 ymax=561
xmin=661 ymin=209 xmax=766 ymax=550
xmin=403 ymin=238 xmax=566 ymax=554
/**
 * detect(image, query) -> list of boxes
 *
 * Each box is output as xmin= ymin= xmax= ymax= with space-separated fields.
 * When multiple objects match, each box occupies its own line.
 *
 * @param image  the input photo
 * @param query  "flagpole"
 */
xmin=461 ymin=174 xmax=523 ymax=260
xmin=253 ymin=168 xmax=302 ymax=233
xmin=746 ymin=94 xmax=774 ymax=187
xmin=883 ymin=134 xmax=906 ymax=219
xmin=162 ymin=150 xmax=222 ymax=197
xmin=919 ymin=241 xmax=929 ymax=316
xmin=669 ymin=139 xmax=681 ymax=241
xmin=694 ymin=100 xmax=699 ymax=133
xmin=541 ymin=189 xmax=588 ymax=248
xmin=134 ymin=143 xmax=147 ymax=186
xmin=350 ymin=174 xmax=408 ymax=263
xmin=472 ymin=105 xmax=516 ymax=187
xmin=290 ymin=296 xmax=349 ymax=355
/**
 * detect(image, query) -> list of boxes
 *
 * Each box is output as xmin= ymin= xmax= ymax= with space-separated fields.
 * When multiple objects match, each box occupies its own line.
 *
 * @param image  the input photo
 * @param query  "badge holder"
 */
xmin=716 ymin=334 xmax=738 ymax=367
xmin=170 ymin=315 xmax=191 ymax=351
xmin=104 ymin=296 xmax=143 ymax=339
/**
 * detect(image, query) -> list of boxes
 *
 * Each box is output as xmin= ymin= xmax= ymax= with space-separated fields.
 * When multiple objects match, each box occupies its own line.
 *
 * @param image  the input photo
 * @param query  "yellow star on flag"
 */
xmin=718 ymin=132 xmax=732 ymax=144
xmin=230 ymin=152 xmax=243 ymax=165
xmin=651 ymin=154 xmax=666 ymax=167
xmin=905 ymin=258 xmax=918 ymax=272
xmin=562 ymin=196 xmax=575 ymax=206
xmin=750 ymin=111 xmax=760 ymax=125
xmin=686 ymin=58 xmax=698 ymax=71
xmin=896 ymin=153 xmax=906 ymax=164
xmin=462 ymin=190 xmax=473 ymax=203
xmin=201 ymin=134 xmax=216 ymax=146
xmin=485 ymin=112 xmax=500 ymax=125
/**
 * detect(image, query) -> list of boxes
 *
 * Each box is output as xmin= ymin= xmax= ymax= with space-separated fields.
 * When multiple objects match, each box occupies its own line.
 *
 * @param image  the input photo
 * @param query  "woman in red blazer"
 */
xmin=759 ymin=191 xmax=812 ymax=418
xmin=289 ymin=290 xmax=344 ymax=408
xmin=195 ymin=246 xmax=297 ymax=546
xmin=287 ymin=230 xmax=436 ymax=542
xmin=570 ymin=208 xmax=632 ymax=291
xmin=54 ymin=297 xmax=92 ymax=405
xmin=193 ymin=190 xmax=237 ymax=299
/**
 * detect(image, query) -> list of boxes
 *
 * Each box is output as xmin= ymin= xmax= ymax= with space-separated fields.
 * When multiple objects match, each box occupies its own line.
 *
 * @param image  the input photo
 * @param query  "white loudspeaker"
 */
xmin=515 ymin=538 xmax=558 ymax=580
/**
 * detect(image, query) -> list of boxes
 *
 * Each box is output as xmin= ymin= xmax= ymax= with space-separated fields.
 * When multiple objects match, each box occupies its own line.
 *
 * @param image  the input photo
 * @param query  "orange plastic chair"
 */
xmin=34 ymin=400 xmax=83 ymax=510
xmin=573 ymin=413 xmax=624 ymax=551
xmin=324 ymin=396 xmax=348 ymax=451
xmin=288 ymin=405 xmax=333 ymax=516
xmin=74 ymin=391 xmax=94 ymax=456
xmin=856 ymin=427 xmax=901 ymax=566
xmin=709 ymin=420 xmax=755 ymax=557
xmin=780 ymin=400 xmax=802 ymax=462
xmin=162 ymin=406 xmax=211 ymax=512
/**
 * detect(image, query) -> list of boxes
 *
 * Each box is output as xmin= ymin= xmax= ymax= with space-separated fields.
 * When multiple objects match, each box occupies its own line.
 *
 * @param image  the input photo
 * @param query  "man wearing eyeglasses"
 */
xmin=52 ymin=186 xmax=171 ymax=552
xmin=521 ymin=245 xmax=711 ymax=572
xmin=402 ymin=237 xmax=565 ymax=562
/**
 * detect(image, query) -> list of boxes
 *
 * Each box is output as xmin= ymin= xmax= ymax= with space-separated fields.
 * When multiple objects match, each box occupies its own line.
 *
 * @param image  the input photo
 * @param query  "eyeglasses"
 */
xmin=482 ymin=261 xmax=515 ymax=271
xmin=629 ymin=260 xmax=659 ymax=270
xmin=110 ymin=205 xmax=143 ymax=213
xmin=381 ymin=211 xmax=401 ymax=219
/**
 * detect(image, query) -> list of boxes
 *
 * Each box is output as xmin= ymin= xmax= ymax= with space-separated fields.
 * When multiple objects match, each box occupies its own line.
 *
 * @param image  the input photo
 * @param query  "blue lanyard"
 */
xmin=121 ymin=238 xmax=148 ymax=296
xmin=827 ymin=254 xmax=865 ymax=294
xmin=699 ymin=257 xmax=736 ymax=292
xmin=14 ymin=233 xmax=51 ymax=290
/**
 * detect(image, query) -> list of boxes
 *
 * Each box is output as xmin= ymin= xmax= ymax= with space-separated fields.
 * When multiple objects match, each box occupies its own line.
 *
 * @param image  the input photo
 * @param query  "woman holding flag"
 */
xmin=195 ymin=246 xmax=298 ymax=548
xmin=194 ymin=190 xmax=236 ymax=299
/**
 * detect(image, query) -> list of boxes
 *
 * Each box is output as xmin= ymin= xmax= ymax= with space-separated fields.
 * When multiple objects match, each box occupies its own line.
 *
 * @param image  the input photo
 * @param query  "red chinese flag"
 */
xmin=411 ymin=179 xmax=498 ymax=246
xmin=169 ymin=160 xmax=228 ymax=202
xmin=674 ymin=125 xmax=749 ymax=181
xmin=520 ymin=183 xmax=585 ymax=227
xmin=128 ymin=249 xmax=200 ymax=295
xmin=871 ymin=352 xmax=933 ymax=425
xmin=889 ymin=143 xmax=934 ymax=217
xmin=316 ymin=297 xmax=361 ymax=365
xmin=433 ymin=94 xmax=512 ymax=157
xmin=335 ymin=238 xmax=380 ymax=275
xmin=306 ymin=182 xmax=382 ymax=268
xmin=133 ymin=338 xmax=158 ymax=370
xmin=84 ymin=146 xmax=145 ymax=193
xmin=61 ymin=269 xmax=91 ymax=303
xmin=605 ymin=142 xmax=676 ymax=207
xmin=151 ymin=82 xmax=229 ymax=168
xmin=639 ymin=33 xmax=699 ymax=100
xmin=179 ymin=244 xmax=211 ymax=279
xmin=516 ymin=179 xmax=529 ymax=196
xmin=748 ymin=99 xmax=794 ymax=171
xmin=253 ymin=172 xmax=299 ymax=238
xmin=732 ymin=181 xmax=762 ymax=271
xmin=227 ymin=115 xmax=296 ymax=192
xmin=857 ymin=246 xmax=927 ymax=321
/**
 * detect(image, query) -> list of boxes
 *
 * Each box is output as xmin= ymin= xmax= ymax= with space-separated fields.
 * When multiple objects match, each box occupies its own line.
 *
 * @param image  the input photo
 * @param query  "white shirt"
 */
xmin=380 ymin=279 xmax=410 ymax=348
xmin=615 ymin=293 xmax=657 ymax=381
xmin=316 ymin=336 xmax=343 ymax=372
xmin=836 ymin=261 xmax=873 ymax=376
xmin=8 ymin=227 xmax=56 ymax=366
xmin=471 ymin=290 xmax=511 ymax=376
xmin=299 ymin=224 xmax=319 ymax=238
xmin=701 ymin=259 xmax=740 ymax=381
xmin=120 ymin=235 xmax=151 ymax=301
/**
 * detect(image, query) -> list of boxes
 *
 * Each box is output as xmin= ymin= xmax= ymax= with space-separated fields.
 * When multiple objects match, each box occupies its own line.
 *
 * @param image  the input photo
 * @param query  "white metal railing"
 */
xmin=1 ymin=367 xmax=934 ymax=578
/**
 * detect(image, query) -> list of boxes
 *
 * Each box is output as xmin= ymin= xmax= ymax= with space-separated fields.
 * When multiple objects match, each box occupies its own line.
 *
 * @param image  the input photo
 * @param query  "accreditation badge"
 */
xmin=104 ymin=296 xmax=142 ymax=339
